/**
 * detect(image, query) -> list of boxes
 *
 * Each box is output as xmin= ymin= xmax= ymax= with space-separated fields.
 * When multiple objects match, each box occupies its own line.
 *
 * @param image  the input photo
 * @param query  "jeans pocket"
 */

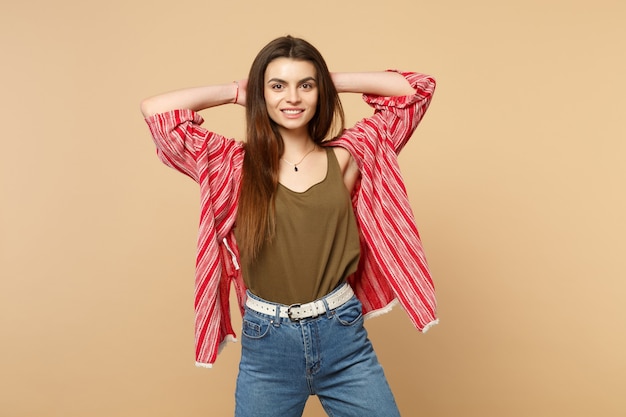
xmin=334 ymin=297 xmax=364 ymax=326
xmin=242 ymin=310 xmax=272 ymax=339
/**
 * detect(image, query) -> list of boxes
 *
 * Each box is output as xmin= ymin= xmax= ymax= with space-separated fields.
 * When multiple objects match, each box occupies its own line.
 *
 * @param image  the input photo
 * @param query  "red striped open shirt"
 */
xmin=145 ymin=70 xmax=437 ymax=367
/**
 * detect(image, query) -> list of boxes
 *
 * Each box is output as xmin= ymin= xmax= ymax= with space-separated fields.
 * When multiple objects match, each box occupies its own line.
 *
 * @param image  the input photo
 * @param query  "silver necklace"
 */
xmin=281 ymin=144 xmax=316 ymax=172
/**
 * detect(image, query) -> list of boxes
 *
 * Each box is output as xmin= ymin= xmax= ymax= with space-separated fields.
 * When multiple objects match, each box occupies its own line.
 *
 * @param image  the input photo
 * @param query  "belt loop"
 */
xmin=273 ymin=302 xmax=281 ymax=327
xmin=322 ymin=297 xmax=332 ymax=318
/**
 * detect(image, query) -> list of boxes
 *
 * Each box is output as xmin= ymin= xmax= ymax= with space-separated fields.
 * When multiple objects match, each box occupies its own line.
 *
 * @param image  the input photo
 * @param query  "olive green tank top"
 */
xmin=238 ymin=147 xmax=360 ymax=305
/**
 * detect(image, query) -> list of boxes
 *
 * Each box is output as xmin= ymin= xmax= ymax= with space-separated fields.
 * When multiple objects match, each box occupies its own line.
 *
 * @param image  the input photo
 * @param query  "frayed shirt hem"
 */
xmin=195 ymin=334 xmax=238 ymax=369
xmin=363 ymin=299 xmax=439 ymax=333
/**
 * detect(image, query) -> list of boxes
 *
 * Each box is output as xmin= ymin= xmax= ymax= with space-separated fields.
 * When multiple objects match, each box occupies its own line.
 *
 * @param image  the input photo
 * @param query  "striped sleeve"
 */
xmin=332 ymin=71 xmax=438 ymax=332
xmin=144 ymin=109 xmax=245 ymax=366
xmin=145 ymin=109 xmax=234 ymax=183
xmin=361 ymin=70 xmax=436 ymax=154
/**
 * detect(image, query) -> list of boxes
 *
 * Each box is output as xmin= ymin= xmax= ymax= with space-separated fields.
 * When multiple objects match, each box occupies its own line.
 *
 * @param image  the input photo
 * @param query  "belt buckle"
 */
xmin=287 ymin=303 xmax=302 ymax=321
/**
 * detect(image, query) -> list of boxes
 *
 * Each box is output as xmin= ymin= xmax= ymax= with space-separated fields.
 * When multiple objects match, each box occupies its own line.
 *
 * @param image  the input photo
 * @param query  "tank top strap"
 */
xmin=324 ymin=146 xmax=340 ymax=184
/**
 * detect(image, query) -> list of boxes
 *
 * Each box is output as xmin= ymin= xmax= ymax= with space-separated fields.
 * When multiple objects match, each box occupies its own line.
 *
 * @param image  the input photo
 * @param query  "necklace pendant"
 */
xmin=294 ymin=166 xmax=298 ymax=172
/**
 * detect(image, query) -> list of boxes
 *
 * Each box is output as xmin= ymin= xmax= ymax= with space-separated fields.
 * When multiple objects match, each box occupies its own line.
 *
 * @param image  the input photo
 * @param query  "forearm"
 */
xmin=140 ymin=82 xmax=240 ymax=118
xmin=332 ymin=71 xmax=416 ymax=97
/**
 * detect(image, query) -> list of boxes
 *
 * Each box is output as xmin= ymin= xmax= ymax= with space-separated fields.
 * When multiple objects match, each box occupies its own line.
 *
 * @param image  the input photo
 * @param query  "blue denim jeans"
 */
xmin=235 ymin=286 xmax=401 ymax=417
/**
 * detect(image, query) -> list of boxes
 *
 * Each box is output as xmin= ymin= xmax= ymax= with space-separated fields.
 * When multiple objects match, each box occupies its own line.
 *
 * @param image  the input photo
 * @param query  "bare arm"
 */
xmin=331 ymin=71 xmax=416 ymax=97
xmin=140 ymin=80 xmax=247 ymax=118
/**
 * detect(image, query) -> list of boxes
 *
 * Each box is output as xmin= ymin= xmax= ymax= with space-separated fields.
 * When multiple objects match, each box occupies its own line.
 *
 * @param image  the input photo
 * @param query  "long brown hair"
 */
xmin=237 ymin=35 xmax=345 ymax=260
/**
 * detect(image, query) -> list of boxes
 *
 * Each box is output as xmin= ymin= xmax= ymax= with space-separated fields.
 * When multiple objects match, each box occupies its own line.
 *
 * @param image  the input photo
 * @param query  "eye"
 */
xmin=271 ymin=83 xmax=284 ymax=90
xmin=300 ymin=82 xmax=315 ymax=90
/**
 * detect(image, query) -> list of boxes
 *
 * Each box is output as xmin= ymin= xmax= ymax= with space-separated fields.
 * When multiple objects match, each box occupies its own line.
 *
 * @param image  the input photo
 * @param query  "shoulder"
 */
xmin=332 ymin=146 xmax=351 ymax=169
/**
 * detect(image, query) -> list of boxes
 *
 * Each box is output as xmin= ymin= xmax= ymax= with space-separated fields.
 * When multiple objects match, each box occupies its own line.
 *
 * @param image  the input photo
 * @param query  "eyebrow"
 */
xmin=266 ymin=76 xmax=317 ymax=84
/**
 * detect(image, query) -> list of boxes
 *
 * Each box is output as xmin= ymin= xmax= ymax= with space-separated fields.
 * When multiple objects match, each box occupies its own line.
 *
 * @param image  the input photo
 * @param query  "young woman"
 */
xmin=141 ymin=35 xmax=437 ymax=417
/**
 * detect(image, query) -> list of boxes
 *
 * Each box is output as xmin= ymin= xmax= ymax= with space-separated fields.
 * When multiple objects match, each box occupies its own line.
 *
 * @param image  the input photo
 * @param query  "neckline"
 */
xmin=278 ymin=148 xmax=333 ymax=194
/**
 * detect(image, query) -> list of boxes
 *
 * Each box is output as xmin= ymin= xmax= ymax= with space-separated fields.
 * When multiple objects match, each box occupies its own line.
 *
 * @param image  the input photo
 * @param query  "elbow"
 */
xmin=140 ymin=97 xmax=157 ymax=118
xmin=427 ymin=75 xmax=436 ymax=91
xmin=413 ymin=74 xmax=436 ymax=99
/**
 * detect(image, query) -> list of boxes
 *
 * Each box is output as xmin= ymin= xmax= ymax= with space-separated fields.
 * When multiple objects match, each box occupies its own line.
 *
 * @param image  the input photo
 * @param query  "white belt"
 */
xmin=245 ymin=283 xmax=354 ymax=321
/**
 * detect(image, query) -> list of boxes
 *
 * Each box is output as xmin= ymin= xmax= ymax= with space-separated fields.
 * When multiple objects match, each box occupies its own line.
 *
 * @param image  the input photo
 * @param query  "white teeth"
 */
xmin=282 ymin=109 xmax=302 ymax=114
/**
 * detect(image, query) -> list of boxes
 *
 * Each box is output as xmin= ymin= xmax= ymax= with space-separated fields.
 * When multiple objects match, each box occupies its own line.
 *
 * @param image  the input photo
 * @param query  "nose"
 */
xmin=286 ymin=86 xmax=301 ymax=103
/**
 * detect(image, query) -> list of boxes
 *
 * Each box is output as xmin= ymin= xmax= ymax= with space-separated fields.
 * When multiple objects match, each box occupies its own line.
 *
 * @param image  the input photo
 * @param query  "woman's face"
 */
xmin=264 ymin=58 xmax=319 ymax=136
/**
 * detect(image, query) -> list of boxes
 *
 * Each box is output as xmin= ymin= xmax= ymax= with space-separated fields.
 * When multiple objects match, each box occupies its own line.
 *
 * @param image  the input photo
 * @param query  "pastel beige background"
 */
xmin=1 ymin=0 xmax=624 ymax=416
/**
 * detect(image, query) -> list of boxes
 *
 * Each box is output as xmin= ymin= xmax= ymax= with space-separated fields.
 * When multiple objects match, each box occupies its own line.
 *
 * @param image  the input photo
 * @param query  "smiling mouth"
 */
xmin=281 ymin=109 xmax=304 ymax=114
